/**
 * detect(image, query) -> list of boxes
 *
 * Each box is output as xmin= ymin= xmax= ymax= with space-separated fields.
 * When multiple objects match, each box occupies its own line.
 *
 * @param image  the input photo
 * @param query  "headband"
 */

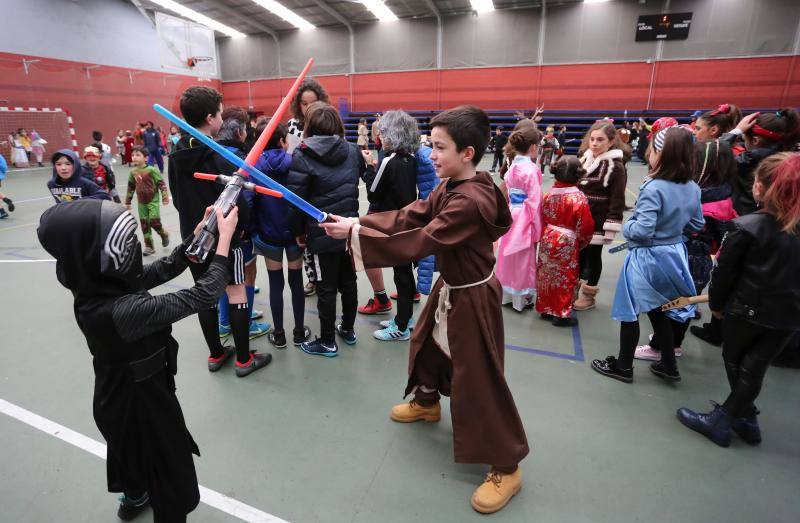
xmin=751 ymin=124 xmax=782 ymax=142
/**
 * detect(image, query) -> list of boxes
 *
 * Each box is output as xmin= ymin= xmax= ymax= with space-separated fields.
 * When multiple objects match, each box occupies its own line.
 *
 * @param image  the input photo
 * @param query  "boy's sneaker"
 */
xmin=300 ymin=338 xmax=338 ymax=357
xmin=160 ymin=233 xmax=170 ymax=248
xmin=293 ymin=325 xmax=312 ymax=345
xmin=235 ymin=352 xmax=272 ymax=377
xmin=268 ymin=329 xmax=287 ymax=349
xmin=219 ymin=323 xmax=231 ymax=338
xmin=142 ymin=246 xmax=156 ymax=256
xmin=590 ymin=356 xmax=633 ymax=383
xmin=380 ymin=317 xmax=416 ymax=330
xmin=117 ymin=493 xmax=150 ymax=521
xmin=0 ymin=208 xmax=8 ymax=219
xmin=254 ymin=286 xmax=260 ymax=294
xmin=2 ymin=197 xmax=14 ymax=212
xmin=374 ymin=321 xmax=411 ymax=341
xmin=207 ymin=345 xmax=235 ymax=372
xmin=335 ymin=323 xmax=357 ymax=345
xmin=649 ymin=361 xmax=681 ymax=382
xmin=251 ymin=309 xmax=264 ymax=320
xmin=249 ymin=321 xmax=271 ymax=340
xmin=390 ymin=291 xmax=421 ymax=303
xmin=358 ymin=297 xmax=392 ymax=315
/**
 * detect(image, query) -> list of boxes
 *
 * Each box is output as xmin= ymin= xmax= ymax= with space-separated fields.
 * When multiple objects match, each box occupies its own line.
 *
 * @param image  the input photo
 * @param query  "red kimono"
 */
xmin=536 ymin=184 xmax=595 ymax=318
xmin=123 ymin=136 xmax=134 ymax=164
xmin=349 ymin=172 xmax=529 ymax=467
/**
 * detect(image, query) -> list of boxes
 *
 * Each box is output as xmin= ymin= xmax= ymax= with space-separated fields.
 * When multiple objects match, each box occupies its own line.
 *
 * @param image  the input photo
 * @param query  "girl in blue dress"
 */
xmin=591 ymin=127 xmax=705 ymax=383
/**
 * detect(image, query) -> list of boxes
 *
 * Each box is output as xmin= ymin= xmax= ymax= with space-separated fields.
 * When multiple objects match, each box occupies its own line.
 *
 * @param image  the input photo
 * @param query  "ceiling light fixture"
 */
xmin=584 ymin=0 xmax=611 ymax=4
xmin=360 ymin=0 xmax=398 ymax=22
xmin=470 ymin=0 xmax=494 ymax=13
xmin=251 ymin=0 xmax=316 ymax=30
xmin=149 ymin=0 xmax=246 ymax=38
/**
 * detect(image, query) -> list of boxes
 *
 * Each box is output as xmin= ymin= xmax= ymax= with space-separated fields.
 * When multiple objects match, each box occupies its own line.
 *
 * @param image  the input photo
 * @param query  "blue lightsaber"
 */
xmin=153 ymin=103 xmax=326 ymax=223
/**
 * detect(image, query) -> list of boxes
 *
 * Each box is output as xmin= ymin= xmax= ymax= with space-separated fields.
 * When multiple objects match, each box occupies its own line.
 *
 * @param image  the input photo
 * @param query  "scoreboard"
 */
xmin=636 ymin=13 xmax=693 ymax=41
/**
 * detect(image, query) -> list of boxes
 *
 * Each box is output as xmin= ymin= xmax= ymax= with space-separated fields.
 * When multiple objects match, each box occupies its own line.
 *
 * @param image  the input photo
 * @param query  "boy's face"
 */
xmin=430 ymin=126 xmax=473 ymax=179
xmin=85 ymin=155 xmax=99 ymax=167
xmin=495 ymin=128 xmax=502 ymax=135
xmin=131 ymin=151 xmax=146 ymax=165
xmin=55 ymin=157 xmax=74 ymax=179
xmin=208 ymin=103 xmax=224 ymax=136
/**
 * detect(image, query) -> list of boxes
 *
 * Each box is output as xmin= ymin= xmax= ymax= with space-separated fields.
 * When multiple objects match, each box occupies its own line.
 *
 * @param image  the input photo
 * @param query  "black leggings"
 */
xmin=721 ymin=316 xmax=794 ymax=418
xmin=579 ymin=244 xmax=603 ymax=286
xmin=618 ymin=308 xmax=682 ymax=370
xmin=393 ymin=264 xmax=415 ymax=331
xmin=315 ymin=251 xmax=357 ymax=343
xmin=648 ymin=319 xmax=690 ymax=352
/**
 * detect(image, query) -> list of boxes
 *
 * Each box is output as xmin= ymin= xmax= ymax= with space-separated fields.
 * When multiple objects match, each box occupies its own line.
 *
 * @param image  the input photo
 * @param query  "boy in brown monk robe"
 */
xmin=321 ymin=106 xmax=529 ymax=514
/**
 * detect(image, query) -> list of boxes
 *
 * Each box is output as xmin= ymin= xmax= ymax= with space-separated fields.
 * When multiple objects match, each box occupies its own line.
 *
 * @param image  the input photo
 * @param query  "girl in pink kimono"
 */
xmin=496 ymin=127 xmax=543 ymax=311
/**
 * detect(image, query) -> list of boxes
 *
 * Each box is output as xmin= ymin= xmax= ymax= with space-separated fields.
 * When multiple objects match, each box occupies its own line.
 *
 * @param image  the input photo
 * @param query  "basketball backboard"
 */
xmin=155 ymin=11 xmax=218 ymax=78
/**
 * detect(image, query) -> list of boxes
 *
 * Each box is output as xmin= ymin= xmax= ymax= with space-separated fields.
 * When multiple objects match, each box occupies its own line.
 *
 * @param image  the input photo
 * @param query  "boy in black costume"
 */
xmin=37 ymin=199 xmax=239 ymax=522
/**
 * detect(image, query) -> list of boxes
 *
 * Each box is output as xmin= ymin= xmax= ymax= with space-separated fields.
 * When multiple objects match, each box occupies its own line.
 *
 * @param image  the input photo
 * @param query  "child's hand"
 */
xmin=194 ymin=206 xmax=214 ymax=236
xmin=361 ymin=149 xmax=377 ymax=166
xmin=295 ymin=235 xmax=307 ymax=248
xmin=216 ymin=207 xmax=239 ymax=241
xmin=736 ymin=112 xmax=760 ymax=133
xmin=320 ymin=215 xmax=354 ymax=240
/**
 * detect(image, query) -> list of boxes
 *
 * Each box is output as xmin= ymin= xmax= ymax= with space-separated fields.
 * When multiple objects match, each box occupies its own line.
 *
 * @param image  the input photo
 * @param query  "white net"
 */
xmin=155 ymin=11 xmax=218 ymax=78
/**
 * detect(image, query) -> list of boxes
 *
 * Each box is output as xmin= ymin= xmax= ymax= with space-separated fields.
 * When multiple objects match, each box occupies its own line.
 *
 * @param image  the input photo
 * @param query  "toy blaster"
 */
xmin=661 ymin=295 xmax=709 ymax=312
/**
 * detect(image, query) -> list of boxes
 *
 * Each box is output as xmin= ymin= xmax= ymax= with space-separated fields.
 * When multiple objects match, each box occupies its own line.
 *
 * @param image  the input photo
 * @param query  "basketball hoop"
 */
xmin=187 ymin=56 xmax=213 ymax=68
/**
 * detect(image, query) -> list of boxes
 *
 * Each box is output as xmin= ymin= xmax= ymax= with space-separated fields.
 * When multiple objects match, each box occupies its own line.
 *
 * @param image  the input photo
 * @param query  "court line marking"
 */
xmin=10 ymin=196 xmax=52 ymax=204
xmin=0 ymin=221 xmax=38 ymax=232
xmin=0 ymin=259 xmax=55 ymax=263
xmin=0 ymin=397 xmax=290 ymax=523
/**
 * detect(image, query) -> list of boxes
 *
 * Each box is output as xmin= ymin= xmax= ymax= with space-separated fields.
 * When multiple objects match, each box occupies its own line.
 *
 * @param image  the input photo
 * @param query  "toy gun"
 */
xmin=156 ymin=58 xmax=321 ymax=264
xmin=661 ymin=294 xmax=708 ymax=312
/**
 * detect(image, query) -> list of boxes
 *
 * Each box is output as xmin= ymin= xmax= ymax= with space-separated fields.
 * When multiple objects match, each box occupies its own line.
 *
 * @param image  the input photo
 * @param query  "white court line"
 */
xmin=11 ymin=196 xmax=53 ymax=204
xmin=0 ymin=398 xmax=290 ymax=523
xmin=0 ymin=259 xmax=56 ymax=263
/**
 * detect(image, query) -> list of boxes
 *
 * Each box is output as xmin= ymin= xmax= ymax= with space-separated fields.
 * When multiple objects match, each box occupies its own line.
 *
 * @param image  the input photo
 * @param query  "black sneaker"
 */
xmin=3 ymin=197 xmax=14 ymax=212
xmin=300 ymin=338 xmax=338 ymax=357
xmin=235 ymin=352 xmax=272 ymax=377
xmin=268 ymin=329 xmax=287 ymax=349
xmin=117 ymin=493 xmax=149 ymax=521
xmin=293 ymin=325 xmax=312 ymax=346
xmin=590 ymin=356 xmax=633 ymax=383
xmin=552 ymin=316 xmax=578 ymax=327
xmin=539 ymin=313 xmax=553 ymax=321
xmin=690 ymin=324 xmax=722 ymax=346
xmin=650 ymin=361 xmax=681 ymax=382
xmin=0 ymin=208 xmax=7 ymax=219
xmin=207 ymin=345 xmax=235 ymax=372
xmin=335 ymin=323 xmax=357 ymax=345
xmin=160 ymin=233 xmax=170 ymax=248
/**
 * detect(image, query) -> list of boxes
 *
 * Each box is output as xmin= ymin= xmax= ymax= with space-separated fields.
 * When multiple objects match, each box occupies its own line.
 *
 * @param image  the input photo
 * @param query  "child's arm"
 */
xmin=125 ymin=172 xmax=136 ymax=207
xmin=152 ymin=167 xmax=169 ymax=203
xmin=357 ymin=195 xmax=434 ymax=235
xmin=708 ymin=223 xmax=752 ymax=314
xmin=623 ymin=185 xmax=660 ymax=242
xmin=603 ymin=161 xmax=627 ymax=241
xmin=577 ymin=199 xmax=596 ymax=249
xmin=326 ymin=194 xmax=480 ymax=271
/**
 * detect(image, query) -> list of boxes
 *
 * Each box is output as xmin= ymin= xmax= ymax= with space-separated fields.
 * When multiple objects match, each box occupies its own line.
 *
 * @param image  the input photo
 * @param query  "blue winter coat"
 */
xmin=253 ymin=148 xmax=295 ymax=247
xmin=414 ymin=145 xmax=440 ymax=295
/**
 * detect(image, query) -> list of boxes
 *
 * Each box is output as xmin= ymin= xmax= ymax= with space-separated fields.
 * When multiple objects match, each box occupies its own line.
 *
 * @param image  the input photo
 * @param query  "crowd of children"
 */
xmin=33 ymin=78 xmax=800 ymax=521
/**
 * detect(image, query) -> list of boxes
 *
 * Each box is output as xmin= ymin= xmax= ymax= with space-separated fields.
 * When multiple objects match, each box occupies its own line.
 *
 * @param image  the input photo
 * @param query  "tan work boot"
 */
xmin=471 ymin=468 xmax=523 ymax=514
xmin=573 ymin=284 xmax=599 ymax=311
xmin=390 ymin=400 xmax=441 ymax=423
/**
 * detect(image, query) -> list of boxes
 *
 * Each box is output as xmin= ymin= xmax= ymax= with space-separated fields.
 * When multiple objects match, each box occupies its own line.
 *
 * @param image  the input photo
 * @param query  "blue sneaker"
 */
xmin=249 ymin=321 xmax=271 ymax=340
xmin=374 ymin=321 xmax=411 ymax=341
xmin=335 ymin=323 xmax=357 ymax=345
xmin=300 ymin=338 xmax=338 ymax=357
xmin=379 ymin=317 xmax=416 ymax=330
xmin=251 ymin=309 xmax=264 ymax=320
xmin=219 ymin=323 xmax=231 ymax=338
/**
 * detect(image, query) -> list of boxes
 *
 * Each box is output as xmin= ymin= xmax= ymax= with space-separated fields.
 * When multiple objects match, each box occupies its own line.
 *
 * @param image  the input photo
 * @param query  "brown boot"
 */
xmin=573 ymin=284 xmax=599 ymax=311
xmin=390 ymin=400 xmax=441 ymax=423
xmin=471 ymin=468 xmax=523 ymax=514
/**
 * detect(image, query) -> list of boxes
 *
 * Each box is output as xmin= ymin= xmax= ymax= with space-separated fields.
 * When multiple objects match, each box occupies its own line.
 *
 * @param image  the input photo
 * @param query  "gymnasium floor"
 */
xmin=1 ymin=157 xmax=799 ymax=523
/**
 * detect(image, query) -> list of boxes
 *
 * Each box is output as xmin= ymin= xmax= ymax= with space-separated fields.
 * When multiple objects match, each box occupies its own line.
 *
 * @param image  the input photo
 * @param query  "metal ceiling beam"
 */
xmin=422 ymin=0 xmax=442 ymax=69
xmin=309 ymin=0 xmax=355 ymax=74
xmin=130 ymin=0 xmax=155 ymax=26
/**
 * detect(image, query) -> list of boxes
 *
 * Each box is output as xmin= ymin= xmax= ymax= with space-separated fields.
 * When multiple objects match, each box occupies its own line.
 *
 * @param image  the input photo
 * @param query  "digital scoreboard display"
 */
xmin=636 ymin=13 xmax=692 ymax=41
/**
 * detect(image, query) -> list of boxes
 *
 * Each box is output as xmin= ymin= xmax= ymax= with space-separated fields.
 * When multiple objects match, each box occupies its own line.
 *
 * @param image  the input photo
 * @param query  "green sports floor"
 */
xmin=1 ymin=157 xmax=799 ymax=523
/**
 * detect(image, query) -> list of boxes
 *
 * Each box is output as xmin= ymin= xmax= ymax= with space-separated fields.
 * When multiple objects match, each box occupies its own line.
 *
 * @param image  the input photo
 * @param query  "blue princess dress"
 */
xmin=612 ymin=178 xmax=705 ymax=323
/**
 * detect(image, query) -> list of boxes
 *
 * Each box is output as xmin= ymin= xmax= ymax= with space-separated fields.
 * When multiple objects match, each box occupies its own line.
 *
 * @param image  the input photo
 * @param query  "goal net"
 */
xmin=1 ymin=108 xmax=72 ymax=167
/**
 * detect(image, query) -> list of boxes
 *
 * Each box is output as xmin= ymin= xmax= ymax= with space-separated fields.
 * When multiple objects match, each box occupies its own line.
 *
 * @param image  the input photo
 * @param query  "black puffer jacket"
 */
xmin=720 ymin=132 xmax=780 ymax=216
xmin=287 ymin=135 xmax=368 ymax=254
xmin=709 ymin=212 xmax=800 ymax=331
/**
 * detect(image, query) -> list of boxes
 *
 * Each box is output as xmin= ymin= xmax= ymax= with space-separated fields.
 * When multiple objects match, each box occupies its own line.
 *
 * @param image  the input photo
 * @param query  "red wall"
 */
xmin=0 ymin=52 xmax=221 ymax=153
xmin=225 ymin=56 xmax=800 ymax=114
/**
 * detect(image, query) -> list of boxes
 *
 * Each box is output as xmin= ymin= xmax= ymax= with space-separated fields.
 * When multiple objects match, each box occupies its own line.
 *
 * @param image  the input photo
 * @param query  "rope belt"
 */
xmin=432 ymin=272 xmax=494 ymax=358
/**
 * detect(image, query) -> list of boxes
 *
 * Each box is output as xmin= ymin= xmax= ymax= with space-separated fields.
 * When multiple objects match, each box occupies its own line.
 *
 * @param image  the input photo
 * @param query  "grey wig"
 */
xmin=216 ymin=118 xmax=246 ymax=142
xmin=378 ymin=110 xmax=419 ymax=154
